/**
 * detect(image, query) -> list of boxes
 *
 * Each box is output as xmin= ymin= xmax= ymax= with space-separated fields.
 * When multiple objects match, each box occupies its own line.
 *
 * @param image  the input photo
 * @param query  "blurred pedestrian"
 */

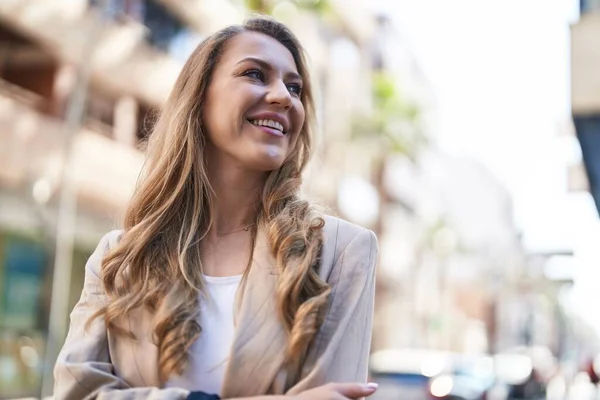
xmin=53 ymin=16 xmax=378 ymax=400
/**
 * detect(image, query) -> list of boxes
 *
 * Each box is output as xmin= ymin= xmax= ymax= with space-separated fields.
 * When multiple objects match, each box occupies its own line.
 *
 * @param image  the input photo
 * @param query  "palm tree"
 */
xmin=351 ymin=71 xmax=428 ymax=236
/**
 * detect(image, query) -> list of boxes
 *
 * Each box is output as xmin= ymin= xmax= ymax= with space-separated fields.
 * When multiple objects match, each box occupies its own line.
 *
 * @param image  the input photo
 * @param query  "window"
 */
xmin=89 ymin=0 xmax=197 ymax=58
xmin=85 ymin=91 xmax=116 ymax=137
xmin=0 ymin=237 xmax=47 ymax=330
xmin=143 ymin=1 xmax=187 ymax=52
xmin=89 ymin=0 xmax=144 ymax=21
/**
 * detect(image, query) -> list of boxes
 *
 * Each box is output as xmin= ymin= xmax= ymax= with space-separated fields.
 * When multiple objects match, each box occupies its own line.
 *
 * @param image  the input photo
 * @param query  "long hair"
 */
xmin=89 ymin=16 xmax=330 ymax=382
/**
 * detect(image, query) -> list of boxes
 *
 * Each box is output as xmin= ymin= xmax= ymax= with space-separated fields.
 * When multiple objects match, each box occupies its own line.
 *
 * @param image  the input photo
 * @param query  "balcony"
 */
xmin=0 ymin=79 xmax=144 ymax=217
xmin=0 ymin=0 xmax=182 ymax=106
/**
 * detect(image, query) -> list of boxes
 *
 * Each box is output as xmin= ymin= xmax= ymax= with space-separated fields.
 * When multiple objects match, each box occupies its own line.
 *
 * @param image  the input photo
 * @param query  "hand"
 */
xmin=292 ymin=382 xmax=378 ymax=400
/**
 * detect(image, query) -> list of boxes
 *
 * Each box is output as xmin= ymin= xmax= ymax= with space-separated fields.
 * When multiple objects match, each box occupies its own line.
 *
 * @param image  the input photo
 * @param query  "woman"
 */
xmin=54 ymin=16 xmax=378 ymax=400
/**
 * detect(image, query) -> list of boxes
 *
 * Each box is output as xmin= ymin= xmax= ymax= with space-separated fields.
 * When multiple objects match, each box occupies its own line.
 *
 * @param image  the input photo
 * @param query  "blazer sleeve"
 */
xmin=286 ymin=228 xmax=378 ymax=394
xmin=53 ymin=231 xmax=190 ymax=400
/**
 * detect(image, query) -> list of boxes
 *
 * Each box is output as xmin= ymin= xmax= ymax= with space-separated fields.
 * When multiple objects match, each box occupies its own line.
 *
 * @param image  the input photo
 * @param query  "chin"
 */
xmin=239 ymin=145 xmax=288 ymax=171
xmin=252 ymin=159 xmax=286 ymax=172
xmin=253 ymin=151 xmax=287 ymax=171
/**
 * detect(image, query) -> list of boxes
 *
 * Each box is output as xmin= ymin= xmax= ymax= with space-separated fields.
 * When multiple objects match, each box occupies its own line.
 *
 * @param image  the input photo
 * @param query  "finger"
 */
xmin=330 ymin=382 xmax=378 ymax=398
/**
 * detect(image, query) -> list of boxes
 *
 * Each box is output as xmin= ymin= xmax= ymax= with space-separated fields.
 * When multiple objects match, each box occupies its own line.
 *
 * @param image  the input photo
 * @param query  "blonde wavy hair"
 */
xmin=88 ymin=17 xmax=330 ymax=383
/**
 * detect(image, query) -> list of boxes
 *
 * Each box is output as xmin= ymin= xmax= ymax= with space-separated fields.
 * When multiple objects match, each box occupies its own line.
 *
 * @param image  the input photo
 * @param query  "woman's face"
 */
xmin=203 ymin=31 xmax=306 ymax=172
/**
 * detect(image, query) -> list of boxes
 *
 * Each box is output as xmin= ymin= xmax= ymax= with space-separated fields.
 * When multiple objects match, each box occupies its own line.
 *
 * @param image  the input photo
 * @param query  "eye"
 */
xmin=243 ymin=69 xmax=265 ymax=81
xmin=287 ymin=83 xmax=302 ymax=97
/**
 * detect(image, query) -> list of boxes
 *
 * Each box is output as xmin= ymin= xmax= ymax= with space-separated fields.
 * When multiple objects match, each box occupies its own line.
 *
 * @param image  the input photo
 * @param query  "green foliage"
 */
xmin=352 ymin=72 xmax=428 ymax=161
xmin=245 ymin=0 xmax=269 ymax=13
xmin=245 ymin=0 xmax=331 ymax=15
xmin=295 ymin=0 xmax=331 ymax=13
xmin=373 ymin=72 xmax=396 ymax=106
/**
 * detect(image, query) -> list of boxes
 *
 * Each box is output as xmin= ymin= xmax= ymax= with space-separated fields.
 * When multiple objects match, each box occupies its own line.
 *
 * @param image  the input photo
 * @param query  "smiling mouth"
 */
xmin=248 ymin=119 xmax=285 ymax=134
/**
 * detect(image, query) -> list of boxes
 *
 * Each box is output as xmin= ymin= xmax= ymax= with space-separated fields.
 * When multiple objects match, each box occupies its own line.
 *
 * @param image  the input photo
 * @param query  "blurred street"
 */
xmin=1 ymin=0 xmax=600 ymax=399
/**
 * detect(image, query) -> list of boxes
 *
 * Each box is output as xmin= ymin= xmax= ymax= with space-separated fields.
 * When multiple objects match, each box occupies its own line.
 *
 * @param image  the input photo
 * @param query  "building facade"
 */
xmin=572 ymin=1 xmax=600 ymax=216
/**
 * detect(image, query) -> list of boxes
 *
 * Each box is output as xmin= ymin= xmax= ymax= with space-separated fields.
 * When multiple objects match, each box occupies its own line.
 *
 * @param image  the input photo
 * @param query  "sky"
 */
xmin=374 ymin=0 xmax=600 ymax=333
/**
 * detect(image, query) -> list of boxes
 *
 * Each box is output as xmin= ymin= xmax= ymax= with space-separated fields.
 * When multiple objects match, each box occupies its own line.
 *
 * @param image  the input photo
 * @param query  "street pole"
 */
xmin=40 ymin=2 xmax=108 ymax=397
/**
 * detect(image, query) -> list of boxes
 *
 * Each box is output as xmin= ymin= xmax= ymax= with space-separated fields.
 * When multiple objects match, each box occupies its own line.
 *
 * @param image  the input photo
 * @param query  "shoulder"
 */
xmin=86 ymin=230 xmax=123 ymax=278
xmin=319 ymin=215 xmax=378 ymax=278
xmin=96 ymin=229 xmax=124 ymax=254
xmin=322 ymin=215 xmax=378 ymax=257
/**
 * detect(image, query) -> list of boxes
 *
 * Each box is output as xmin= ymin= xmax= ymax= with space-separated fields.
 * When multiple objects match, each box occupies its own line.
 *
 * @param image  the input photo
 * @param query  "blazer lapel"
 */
xmin=220 ymin=227 xmax=288 ymax=398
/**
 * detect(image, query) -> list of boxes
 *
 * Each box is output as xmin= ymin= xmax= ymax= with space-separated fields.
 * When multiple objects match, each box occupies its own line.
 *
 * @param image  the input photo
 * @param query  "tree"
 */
xmin=351 ymin=71 xmax=428 ymax=235
xmin=245 ymin=0 xmax=333 ymax=15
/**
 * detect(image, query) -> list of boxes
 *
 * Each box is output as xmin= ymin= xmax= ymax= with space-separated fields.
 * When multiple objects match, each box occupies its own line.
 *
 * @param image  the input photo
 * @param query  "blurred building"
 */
xmin=362 ymin=6 xmax=567 ymax=359
xmin=0 ymin=0 xmax=224 ymax=396
xmin=373 ymin=147 xmax=546 ymax=356
xmin=572 ymin=1 xmax=600 ymax=216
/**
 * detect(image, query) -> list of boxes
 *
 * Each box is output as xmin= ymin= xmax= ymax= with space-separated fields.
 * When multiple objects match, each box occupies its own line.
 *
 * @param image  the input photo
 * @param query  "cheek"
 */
xmin=289 ymin=106 xmax=306 ymax=148
xmin=203 ymin=91 xmax=220 ymax=137
xmin=297 ymin=102 xmax=306 ymax=124
xmin=285 ymin=131 xmax=302 ymax=161
xmin=203 ymin=94 xmax=238 ymax=143
xmin=292 ymin=102 xmax=306 ymax=136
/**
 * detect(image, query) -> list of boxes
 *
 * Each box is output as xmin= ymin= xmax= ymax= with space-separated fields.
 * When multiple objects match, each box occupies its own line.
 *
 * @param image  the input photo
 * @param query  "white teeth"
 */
xmin=251 ymin=119 xmax=284 ymax=132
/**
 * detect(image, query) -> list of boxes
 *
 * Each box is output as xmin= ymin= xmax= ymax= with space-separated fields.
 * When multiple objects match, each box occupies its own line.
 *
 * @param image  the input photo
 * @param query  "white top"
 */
xmin=166 ymin=274 xmax=242 ymax=395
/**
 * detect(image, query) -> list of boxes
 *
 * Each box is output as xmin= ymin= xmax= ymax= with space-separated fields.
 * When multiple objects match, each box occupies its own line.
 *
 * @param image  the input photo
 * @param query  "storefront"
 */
xmin=0 ymin=209 xmax=95 ymax=397
xmin=0 ymin=94 xmax=142 ymax=397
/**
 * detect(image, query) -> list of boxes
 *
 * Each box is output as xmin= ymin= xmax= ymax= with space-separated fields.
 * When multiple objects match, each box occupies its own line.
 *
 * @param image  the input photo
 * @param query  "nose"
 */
xmin=265 ymin=80 xmax=292 ymax=109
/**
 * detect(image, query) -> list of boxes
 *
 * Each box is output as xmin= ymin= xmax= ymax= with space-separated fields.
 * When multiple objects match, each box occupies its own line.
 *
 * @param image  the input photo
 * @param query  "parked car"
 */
xmin=369 ymin=349 xmax=454 ymax=400
xmin=493 ymin=347 xmax=552 ymax=399
xmin=428 ymin=354 xmax=495 ymax=400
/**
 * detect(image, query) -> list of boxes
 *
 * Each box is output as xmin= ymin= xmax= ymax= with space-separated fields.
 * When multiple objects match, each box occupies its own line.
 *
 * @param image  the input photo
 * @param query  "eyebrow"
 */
xmin=236 ymin=56 xmax=303 ymax=82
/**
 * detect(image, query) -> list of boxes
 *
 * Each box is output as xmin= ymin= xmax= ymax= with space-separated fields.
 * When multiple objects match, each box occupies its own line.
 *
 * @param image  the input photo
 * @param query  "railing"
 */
xmin=0 ymin=80 xmax=144 ymax=213
xmin=0 ymin=78 xmax=46 ymax=112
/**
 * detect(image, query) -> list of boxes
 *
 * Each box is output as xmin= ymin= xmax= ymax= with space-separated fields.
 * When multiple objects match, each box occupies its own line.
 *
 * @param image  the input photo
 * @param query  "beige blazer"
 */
xmin=53 ymin=215 xmax=378 ymax=400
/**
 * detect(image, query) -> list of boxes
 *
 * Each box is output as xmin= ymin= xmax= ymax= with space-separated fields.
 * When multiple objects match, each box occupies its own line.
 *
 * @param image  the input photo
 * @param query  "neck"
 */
xmin=206 ymin=158 xmax=267 ymax=236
